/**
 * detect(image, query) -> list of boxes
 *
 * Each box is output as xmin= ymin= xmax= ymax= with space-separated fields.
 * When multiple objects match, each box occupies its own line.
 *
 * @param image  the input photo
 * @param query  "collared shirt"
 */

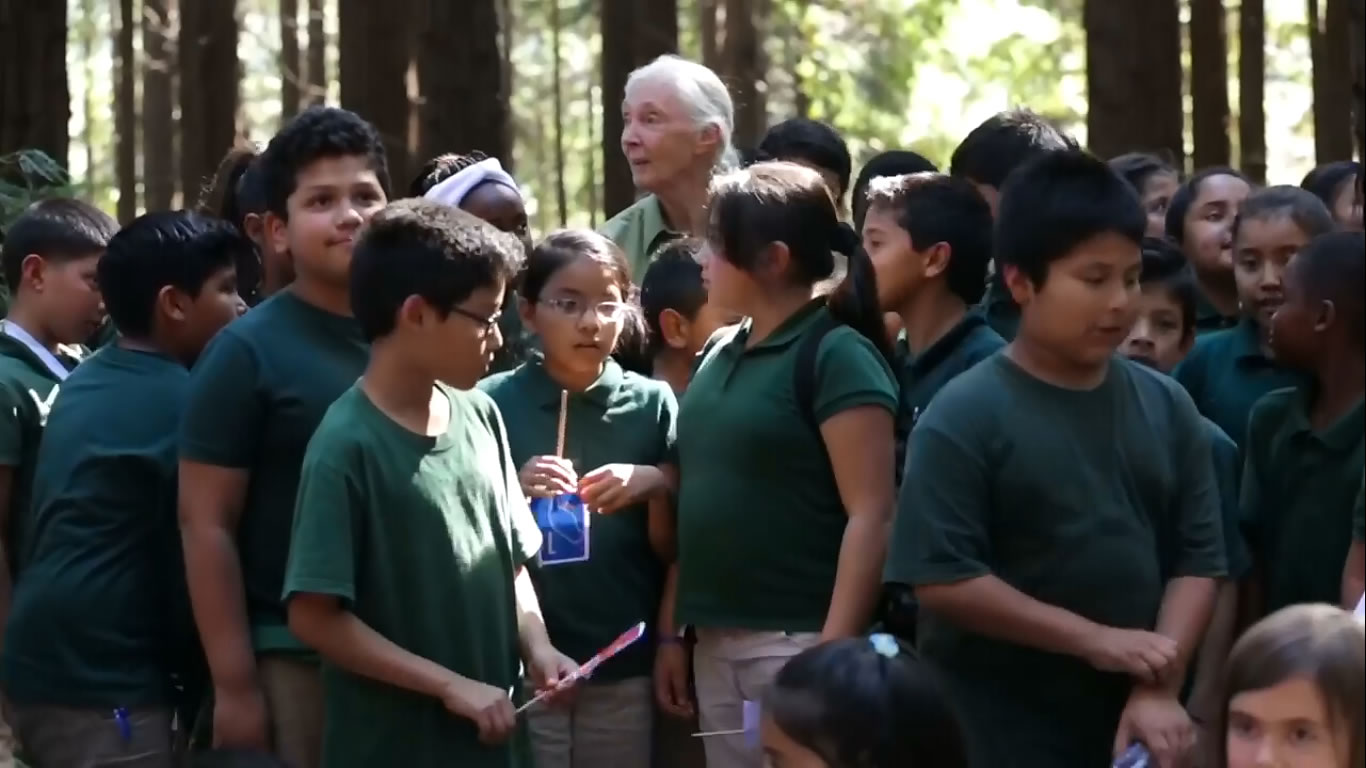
xmin=1 ymin=321 xmax=75 ymax=381
xmin=1194 ymin=294 xmax=1237 ymax=336
xmin=975 ymin=274 xmax=1020 ymax=342
xmin=600 ymin=194 xmax=682 ymax=282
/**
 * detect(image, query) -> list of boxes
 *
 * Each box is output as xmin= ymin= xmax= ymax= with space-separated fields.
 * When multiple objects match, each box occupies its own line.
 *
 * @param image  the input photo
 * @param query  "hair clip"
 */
xmin=869 ymin=633 xmax=900 ymax=659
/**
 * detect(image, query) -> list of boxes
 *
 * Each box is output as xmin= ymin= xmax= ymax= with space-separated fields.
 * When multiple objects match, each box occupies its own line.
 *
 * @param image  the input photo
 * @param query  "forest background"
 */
xmin=0 ymin=0 xmax=1362 ymax=238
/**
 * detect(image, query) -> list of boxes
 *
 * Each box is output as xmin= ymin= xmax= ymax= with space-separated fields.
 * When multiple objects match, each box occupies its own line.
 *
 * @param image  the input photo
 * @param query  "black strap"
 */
xmin=793 ymin=314 xmax=840 ymax=436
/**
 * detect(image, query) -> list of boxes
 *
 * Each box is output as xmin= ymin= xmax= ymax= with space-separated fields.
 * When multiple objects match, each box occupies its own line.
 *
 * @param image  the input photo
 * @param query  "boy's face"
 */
xmin=1183 ymin=174 xmax=1251 ymax=282
xmin=1233 ymin=215 xmax=1307 ymax=331
xmin=25 ymin=252 xmax=107 ymax=344
xmin=1139 ymin=171 xmax=1180 ymax=239
xmin=1007 ymin=232 xmax=1141 ymax=369
xmin=1268 ymin=255 xmax=1321 ymax=370
xmin=862 ymin=204 xmax=929 ymax=311
xmin=268 ymin=155 xmax=387 ymax=289
xmin=414 ymin=279 xmax=506 ymax=390
xmin=1121 ymin=282 xmax=1192 ymax=373
xmin=171 ymin=265 xmax=248 ymax=364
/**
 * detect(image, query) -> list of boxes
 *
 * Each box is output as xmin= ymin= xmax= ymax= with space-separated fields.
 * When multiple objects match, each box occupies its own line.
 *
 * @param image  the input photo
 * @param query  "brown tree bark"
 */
xmin=180 ymin=0 xmax=240 ymax=206
xmin=551 ymin=0 xmax=567 ymax=226
xmin=340 ymin=0 xmax=415 ymax=186
xmin=0 ymin=0 xmax=70 ymax=167
xmin=1190 ymin=0 xmax=1232 ymax=168
xmin=1309 ymin=0 xmax=1354 ymax=163
xmin=1352 ymin=0 xmax=1365 ymax=157
xmin=281 ymin=0 xmax=301 ymax=119
xmin=724 ymin=0 xmax=767 ymax=154
xmin=116 ymin=0 xmax=138 ymax=221
xmin=600 ymin=0 xmax=679 ymax=217
xmin=1084 ymin=0 xmax=1184 ymax=166
xmin=416 ymin=0 xmax=509 ymax=166
xmin=142 ymin=0 xmax=177 ymax=210
xmin=699 ymin=0 xmax=721 ymax=69
xmin=306 ymin=0 xmax=326 ymax=106
xmin=1239 ymin=0 xmax=1266 ymax=183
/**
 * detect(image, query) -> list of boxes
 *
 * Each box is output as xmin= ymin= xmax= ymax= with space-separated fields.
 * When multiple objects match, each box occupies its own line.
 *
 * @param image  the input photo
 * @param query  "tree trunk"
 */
xmin=1084 ymin=0 xmax=1184 ymax=166
xmin=600 ymin=0 xmax=679 ymax=217
xmin=281 ymin=0 xmax=301 ymax=119
xmin=416 ymin=0 xmax=507 ymax=166
xmin=1352 ymin=0 xmax=1365 ymax=158
xmin=116 ymin=0 xmax=138 ymax=221
xmin=142 ymin=0 xmax=176 ymax=210
xmin=1309 ymin=0 xmax=1354 ymax=163
xmin=0 ymin=0 xmax=70 ymax=167
xmin=699 ymin=0 xmax=721 ymax=69
xmin=306 ymin=0 xmax=326 ymax=106
xmin=586 ymin=59 xmax=599 ymax=228
xmin=636 ymin=0 xmax=679 ymax=63
xmin=1190 ymin=0 xmax=1232 ymax=168
xmin=83 ymin=0 xmax=97 ymax=196
xmin=551 ymin=0 xmax=567 ymax=226
xmin=340 ymin=0 xmax=415 ymax=185
xmin=724 ymin=0 xmax=766 ymax=154
xmin=180 ymin=0 xmax=240 ymax=207
xmin=1239 ymin=0 xmax=1266 ymax=183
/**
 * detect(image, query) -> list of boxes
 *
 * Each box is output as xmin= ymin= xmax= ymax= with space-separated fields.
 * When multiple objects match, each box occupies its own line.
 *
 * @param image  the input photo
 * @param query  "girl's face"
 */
xmin=760 ymin=713 xmax=828 ymax=768
xmin=522 ymin=255 xmax=629 ymax=378
xmin=1183 ymin=174 xmax=1252 ymax=282
xmin=698 ymin=240 xmax=760 ymax=317
xmin=1329 ymin=177 xmax=1364 ymax=232
xmin=1140 ymin=171 xmax=1180 ymax=239
xmin=1227 ymin=677 xmax=1351 ymax=768
xmin=1233 ymin=215 xmax=1308 ymax=331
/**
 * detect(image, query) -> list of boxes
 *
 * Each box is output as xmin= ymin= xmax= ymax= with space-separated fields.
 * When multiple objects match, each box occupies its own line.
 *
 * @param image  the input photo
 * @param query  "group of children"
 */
xmin=0 ymin=78 xmax=1362 ymax=768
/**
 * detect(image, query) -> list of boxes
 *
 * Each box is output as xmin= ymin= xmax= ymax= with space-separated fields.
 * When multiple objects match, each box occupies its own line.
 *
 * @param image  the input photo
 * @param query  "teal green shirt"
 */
xmin=599 ymin=194 xmax=680 ymax=282
xmin=480 ymin=357 xmax=676 ymax=681
xmin=1174 ymin=318 xmax=1307 ymax=448
xmin=2 ymin=346 xmax=193 ymax=708
xmin=1194 ymin=294 xmax=1237 ymax=336
xmin=673 ymin=301 xmax=898 ymax=631
xmin=1204 ymin=417 xmax=1250 ymax=579
xmin=179 ymin=291 xmax=368 ymax=653
xmin=975 ymin=276 xmax=1019 ymax=341
xmin=284 ymin=384 xmax=540 ymax=768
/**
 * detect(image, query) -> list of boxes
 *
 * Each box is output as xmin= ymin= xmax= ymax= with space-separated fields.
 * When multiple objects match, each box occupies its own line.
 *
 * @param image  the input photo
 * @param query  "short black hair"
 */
xmin=949 ymin=108 xmax=1078 ymax=189
xmin=755 ymin=119 xmax=852 ymax=202
xmin=350 ymin=199 xmax=524 ymax=342
xmin=1293 ymin=231 xmax=1366 ymax=345
xmin=1300 ymin=160 xmax=1362 ymax=210
xmin=1164 ymin=166 xmax=1251 ymax=244
xmin=1232 ymin=185 xmax=1335 ymax=245
xmin=864 ymin=172 xmax=993 ymax=304
xmin=2 ymin=198 xmax=118 ymax=289
xmin=1138 ymin=236 xmax=1198 ymax=338
xmin=1109 ymin=151 xmax=1179 ymax=194
xmin=995 ymin=149 xmax=1146 ymax=285
xmin=409 ymin=151 xmax=490 ymax=197
xmin=641 ymin=238 xmax=707 ymax=355
xmin=851 ymin=150 xmax=939 ymax=230
xmin=259 ymin=106 xmax=391 ymax=219
xmin=202 ymin=145 xmax=263 ymax=228
xmin=97 ymin=211 xmax=251 ymax=338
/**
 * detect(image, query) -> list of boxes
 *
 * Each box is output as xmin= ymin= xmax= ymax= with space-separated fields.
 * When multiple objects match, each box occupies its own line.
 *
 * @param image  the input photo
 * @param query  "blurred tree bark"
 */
xmin=1239 ymin=0 xmax=1266 ymax=183
xmin=600 ymin=0 xmax=678 ymax=217
xmin=306 ymin=0 xmax=326 ymax=106
xmin=116 ymin=0 xmax=138 ymax=221
xmin=1309 ymin=0 xmax=1354 ymax=163
xmin=0 ymin=0 xmax=70 ymax=168
xmin=417 ymin=0 xmax=510 ymax=165
xmin=142 ymin=0 xmax=177 ymax=209
xmin=180 ymin=0 xmax=240 ymax=205
xmin=340 ymin=0 xmax=415 ymax=186
xmin=281 ymin=0 xmax=301 ymax=119
xmin=1190 ymin=0 xmax=1231 ymax=168
xmin=724 ymin=0 xmax=766 ymax=154
xmin=1084 ymin=0 xmax=1184 ymax=166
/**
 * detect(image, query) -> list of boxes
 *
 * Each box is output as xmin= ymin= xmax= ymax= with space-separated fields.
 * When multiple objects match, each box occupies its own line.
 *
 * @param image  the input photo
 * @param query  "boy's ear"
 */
xmin=243 ymin=212 xmax=268 ymax=248
xmin=922 ymin=242 xmax=952 ymax=281
xmin=19 ymin=253 xmax=47 ymax=290
xmin=264 ymin=211 xmax=289 ymax=260
xmin=397 ymin=294 xmax=433 ymax=330
xmin=759 ymin=241 xmax=792 ymax=281
xmin=1002 ymin=263 xmax=1036 ymax=306
xmin=517 ymin=293 xmax=537 ymax=334
xmin=658 ymin=308 xmax=689 ymax=350
xmin=157 ymin=284 xmax=191 ymax=324
xmin=1315 ymin=299 xmax=1337 ymax=333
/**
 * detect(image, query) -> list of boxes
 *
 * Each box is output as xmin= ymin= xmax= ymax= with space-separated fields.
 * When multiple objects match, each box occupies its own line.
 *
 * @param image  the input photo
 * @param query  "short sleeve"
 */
xmin=896 ymin=411 xmax=994 ymax=587
xmin=1169 ymin=391 xmax=1226 ymax=578
xmin=812 ymin=328 xmax=898 ymax=424
xmin=1238 ymin=398 xmax=1276 ymax=543
xmin=282 ymin=454 xmax=359 ymax=605
xmin=655 ymin=385 xmax=679 ymax=463
xmin=1207 ymin=423 xmax=1251 ymax=579
xmin=491 ymin=402 xmax=541 ymax=566
xmin=0 ymin=381 xmax=27 ymax=466
xmin=179 ymin=331 xmax=263 ymax=467
xmin=1353 ymin=475 xmax=1364 ymax=542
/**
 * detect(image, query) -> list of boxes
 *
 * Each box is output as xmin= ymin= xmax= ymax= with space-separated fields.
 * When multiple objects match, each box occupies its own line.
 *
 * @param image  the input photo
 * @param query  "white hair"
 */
xmin=625 ymin=54 xmax=739 ymax=171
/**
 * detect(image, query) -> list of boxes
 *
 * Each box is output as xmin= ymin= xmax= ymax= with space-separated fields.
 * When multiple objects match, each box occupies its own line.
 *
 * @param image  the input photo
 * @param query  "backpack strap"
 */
xmin=793 ymin=313 xmax=841 ymax=437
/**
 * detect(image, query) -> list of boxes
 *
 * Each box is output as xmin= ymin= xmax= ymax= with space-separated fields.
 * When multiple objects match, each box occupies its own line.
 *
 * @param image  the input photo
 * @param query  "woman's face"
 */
xmin=1183 ymin=174 xmax=1252 ymax=281
xmin=1226 ymin=677 xmax=1351 ymax=768
xmin=621 ymin=80 xmax=715 ymax=193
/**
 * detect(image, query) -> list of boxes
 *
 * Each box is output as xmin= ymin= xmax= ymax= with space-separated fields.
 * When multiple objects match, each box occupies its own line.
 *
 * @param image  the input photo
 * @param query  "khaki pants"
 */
xmin=11 ymin=705 xmax=174 ymax=768
xmin=257 ymin=655 xmax=323 ymax=768
xmin=528 ymin=676 xmax=653 ymax=768
xmin=653 ymin=709 xmax=706 ymax=768
xmin=692 ymin=629 xmax=821 ymax=768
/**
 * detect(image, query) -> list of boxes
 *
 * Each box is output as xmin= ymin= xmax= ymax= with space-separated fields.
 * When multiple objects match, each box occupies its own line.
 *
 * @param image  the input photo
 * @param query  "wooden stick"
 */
xmin=692 ymin=729 xmax=746 ymax=738
xmin=555 ymin=390 xmax=568 ymax=458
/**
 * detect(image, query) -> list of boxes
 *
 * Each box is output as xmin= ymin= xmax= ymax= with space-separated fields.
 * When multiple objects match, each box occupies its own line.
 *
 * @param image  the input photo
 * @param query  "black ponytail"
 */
xmin=828 ymin=241 xmax=892 ymax=363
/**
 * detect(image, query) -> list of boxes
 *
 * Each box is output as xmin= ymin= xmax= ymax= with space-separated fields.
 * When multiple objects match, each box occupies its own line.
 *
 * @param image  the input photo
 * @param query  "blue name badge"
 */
xmin=531 ymin=493 xmax=590 ymax=566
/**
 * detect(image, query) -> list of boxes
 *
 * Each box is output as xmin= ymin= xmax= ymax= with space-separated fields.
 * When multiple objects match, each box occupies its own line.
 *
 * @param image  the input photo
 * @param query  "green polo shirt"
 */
xmin=893 ymin=355 xmax=1224 ymax=767
xmin=600 ymin=194 xmax=681 ymax=282
xmin=479 ymin=357 xmax=675 ymax=681
xmin=1241 ymin=388 xmax=1365 ymax=614
xmin=2 ymin=346 xmax=194 ymax=708
xmin=1205 ymin=417 xmax=1250 ymax=579
xmin=893 ymin=313 xmax=1004 ymax=486
xmin=1194 ymin=294 xmax=1237 ymax=336
xmin=672 ymin=300 xmax=897 ymax=631
xmin=179 ymin=290 xmax=368 ymax=653
xmin=1174 ymin=318 xmax=1307 ymax=448
xmin=284 ymin=384 xmax=539 ymax=768
xmin=1355 ymin=475 xmax=1364 ymax=542
xmin=975 ymin=275 xmax=1019 ymax=342
xmin=0 ymin=327 xmax=83 ymax=574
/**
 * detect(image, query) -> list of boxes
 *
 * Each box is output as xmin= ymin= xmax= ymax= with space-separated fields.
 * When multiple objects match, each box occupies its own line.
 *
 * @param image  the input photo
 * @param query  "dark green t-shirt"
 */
xmin=1174 ymin=318 xmax=1306 ymax=448
xmin=892 ymin=313 xmax=1004 ymax=486
xmin=2 ymin=346 xmax=193 ymax=708
xmin=179 ymin=290 xmax=368 ymax=653
xmin=479 ymin=357 xmax=675 ymax=680
xmin=1354 ymin=475 xmax=1364 ymax=542
xmin=0 ymin=327 xmax=83 ymax=574
xmin=673 ymin=301 xmax=898 ymax=631
xmin=1205 ymin=417 xmax=1250 ymax=580
xmin=892 ymin=354 xmax=1225 ymax=768
xmin=1241 ymin=388 xmax=1365 ymax=614
xmin=1193 ymin=294 xmax=1237 ymax=336
xmin=283 ymin=384 xmax=540 ymax=768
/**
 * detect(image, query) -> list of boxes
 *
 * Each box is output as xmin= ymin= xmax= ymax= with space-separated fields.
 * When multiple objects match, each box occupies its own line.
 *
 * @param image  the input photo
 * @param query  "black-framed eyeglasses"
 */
xmin=450 ymin=306 xmax=501 ymax=334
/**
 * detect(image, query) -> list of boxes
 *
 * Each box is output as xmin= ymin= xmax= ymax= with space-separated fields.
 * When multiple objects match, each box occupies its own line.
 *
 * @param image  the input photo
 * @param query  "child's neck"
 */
xmin=1006 ymin=333 xmax=1110 ymax=390
xmin=746 ymin=287 xmax=817 ymax=347
xmin=361 ymin=344 xmax=443 ymax=435
xmin=3 ymin=303 xmax=59 ymax=352
xmin=1195 ymin=272 xmax=1239 ymax=320
xmin=651 ymin=351 xmax=691 ymax=395
xmin=288 ymin=277 xmax=353 ymax=317
xmin=1309 ymin=346 xmax=1366 ymax=430
xmin=543 ymin=356 xmax=604 ymax=393
xmin=116 ymin=335 xmax=186 ymax=367
xmin=897 ymin=290 xmax=967 ymax=356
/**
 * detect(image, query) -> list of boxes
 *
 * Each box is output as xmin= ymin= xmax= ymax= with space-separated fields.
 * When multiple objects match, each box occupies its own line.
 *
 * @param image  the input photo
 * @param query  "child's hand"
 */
xmin=439 ymin=674 xmax=518 ymax=745
xmin=1112 ymin=687 xmax=1195 ymax=768
xmin=1082 ymin=627 xmax=1179 ymax=685
xmin=527 ymin=645 xmax=582 ymax=708
xmin=653 ymin=640 xmax=695 ymax=718
xmin=519 ymin=455 xmax=578 ymax=498
xmin=578 ymin=464 xmax=665 ymax=514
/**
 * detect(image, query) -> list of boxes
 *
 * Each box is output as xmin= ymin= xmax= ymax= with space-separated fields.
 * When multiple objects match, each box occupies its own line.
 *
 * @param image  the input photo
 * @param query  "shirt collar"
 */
xmin=1282 ymin=388 xmax=1366 ymax=452
xmin=520 ymin=353 xmax=626 ymax=410
xmin=1229 ymin=317 xmax=1276 ymax=365
xmin=641 ymin=196 xmax=680 ymax=257
xmin=729 ymin=299 xmax=829 ymax=354
xmin=0 ymin=320 xmax=79 ymax=380
xmin=907 ymin=313 xmax=988 ymax=377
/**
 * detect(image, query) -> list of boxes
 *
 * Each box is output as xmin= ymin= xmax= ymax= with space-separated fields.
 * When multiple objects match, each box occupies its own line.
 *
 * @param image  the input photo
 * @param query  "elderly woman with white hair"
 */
xmin=601 ymin=54 xmax=737 ymax=281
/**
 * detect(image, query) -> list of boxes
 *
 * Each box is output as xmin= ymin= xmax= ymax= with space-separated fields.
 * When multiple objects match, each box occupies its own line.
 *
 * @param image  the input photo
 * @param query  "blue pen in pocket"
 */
xmin=1112 ymin=743 xmax=1150 ymax=768
xmin=113 ymin=707 xmax=132 ymax=744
